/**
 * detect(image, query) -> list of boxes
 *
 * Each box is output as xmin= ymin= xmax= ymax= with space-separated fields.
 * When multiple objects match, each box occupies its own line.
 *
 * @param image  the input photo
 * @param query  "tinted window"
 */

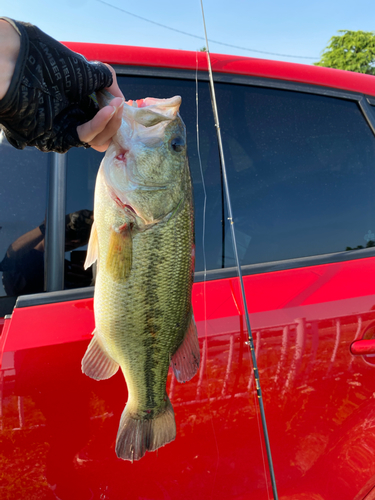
xmin=217 ymin=85 xmax=375 ymax=267
xmin=64 ymin=76 xmax=222 ymax=288
xmin=64 ymin=147 xmax=103 ymax=289
xmin=0 ymin=138 xmax=48 ymax=302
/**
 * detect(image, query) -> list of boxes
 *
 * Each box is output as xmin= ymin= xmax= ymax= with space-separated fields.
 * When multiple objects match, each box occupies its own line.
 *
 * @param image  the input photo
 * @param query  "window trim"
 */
xmin=195 ymin=247 xmax=375 ymax=282
xmin=115 ymin=65 xmax=372 ymax=101
xmin=15 ymin=286 xmax=94 ymax=309
xmin=45 ymin=153 xmax=67 ymax=292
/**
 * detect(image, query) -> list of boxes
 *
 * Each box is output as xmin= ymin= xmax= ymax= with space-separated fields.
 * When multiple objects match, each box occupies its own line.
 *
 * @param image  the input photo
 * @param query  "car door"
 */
xmin=0 ymin=70 xmax=271 ymax=500
xmin=215 ymin=78 xmax=375 ymax=499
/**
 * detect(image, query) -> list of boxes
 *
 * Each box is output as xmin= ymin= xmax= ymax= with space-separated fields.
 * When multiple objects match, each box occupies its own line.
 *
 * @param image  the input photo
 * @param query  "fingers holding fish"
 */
xmin=103 ymin=64 xmax=124 ymax=100
xmin=77 ymin=64 xmax=125 ymax=152
xmin=77 ymin=97 xmax=125 ymax=152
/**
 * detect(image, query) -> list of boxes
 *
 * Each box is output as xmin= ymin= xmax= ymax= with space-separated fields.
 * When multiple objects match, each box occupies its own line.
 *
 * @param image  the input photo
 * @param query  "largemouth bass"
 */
xmin=82 ymin=92 xmax=199 ymax=461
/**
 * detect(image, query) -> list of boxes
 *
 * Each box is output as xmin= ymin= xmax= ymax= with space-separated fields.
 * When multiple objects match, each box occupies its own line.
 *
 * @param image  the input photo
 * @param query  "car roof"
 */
xmin=63 ymin=42 xmax=375 ymax=98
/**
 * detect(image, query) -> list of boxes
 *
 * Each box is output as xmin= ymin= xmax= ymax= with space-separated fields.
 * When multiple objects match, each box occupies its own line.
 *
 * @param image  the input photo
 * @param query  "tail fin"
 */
xmin=115 ymin=396 xmax=176 ymax=461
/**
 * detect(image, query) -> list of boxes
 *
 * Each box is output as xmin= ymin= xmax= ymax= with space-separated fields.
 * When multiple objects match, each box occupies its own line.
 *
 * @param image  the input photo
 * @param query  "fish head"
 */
xmin=99 ymin=93 xmax=188 ymax=225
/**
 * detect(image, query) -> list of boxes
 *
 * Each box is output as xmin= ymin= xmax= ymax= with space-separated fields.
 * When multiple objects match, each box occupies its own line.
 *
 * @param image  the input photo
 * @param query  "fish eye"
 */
xmin=170 ymin=137 xmax=185 ymax=153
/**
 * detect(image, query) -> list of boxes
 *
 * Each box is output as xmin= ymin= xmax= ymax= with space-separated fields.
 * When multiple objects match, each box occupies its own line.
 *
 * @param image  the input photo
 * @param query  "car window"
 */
xmin=64 ymin=147 xmax=103 ymax=289
xmin=216 ymin=84 xmax=375 ymax=268
xmin=0 ymin=138 xmax=48 ymax=305
xmin=64 ymin=76 xmax=222 ymax=289
xmin=64 ymin=76 xmax=375 ymax=289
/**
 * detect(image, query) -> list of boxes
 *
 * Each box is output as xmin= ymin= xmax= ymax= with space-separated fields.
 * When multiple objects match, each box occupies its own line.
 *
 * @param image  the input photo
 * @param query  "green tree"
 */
xmin=314 ymin=30 xmax=375 ymax=75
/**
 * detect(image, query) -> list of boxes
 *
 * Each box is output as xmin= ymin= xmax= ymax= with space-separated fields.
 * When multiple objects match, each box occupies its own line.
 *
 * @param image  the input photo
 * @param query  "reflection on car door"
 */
xmin=218 ymin=81 xmax=375 ymax=499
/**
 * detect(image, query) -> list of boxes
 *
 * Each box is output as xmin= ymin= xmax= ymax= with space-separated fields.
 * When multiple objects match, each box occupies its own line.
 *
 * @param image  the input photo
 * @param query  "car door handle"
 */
xmin=350 ymin=339 xmax=375 ymax=355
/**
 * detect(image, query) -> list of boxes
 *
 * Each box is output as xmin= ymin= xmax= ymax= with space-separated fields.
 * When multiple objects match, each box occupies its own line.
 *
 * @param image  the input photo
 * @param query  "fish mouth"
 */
xmin=115 ymin=152 xmax=128 ymax=163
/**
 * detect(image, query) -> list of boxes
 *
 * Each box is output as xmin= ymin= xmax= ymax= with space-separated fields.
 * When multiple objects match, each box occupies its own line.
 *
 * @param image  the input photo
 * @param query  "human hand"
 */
xmin=0 ymin=18 xmax=124 ymax=153
xmin=77 ymin=65 xmax=124 ymax=153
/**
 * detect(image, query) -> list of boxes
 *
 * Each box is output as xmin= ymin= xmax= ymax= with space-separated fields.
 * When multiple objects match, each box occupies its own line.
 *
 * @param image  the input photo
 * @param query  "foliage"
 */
xmin=314 ymin=30 xmax=375 ymax=75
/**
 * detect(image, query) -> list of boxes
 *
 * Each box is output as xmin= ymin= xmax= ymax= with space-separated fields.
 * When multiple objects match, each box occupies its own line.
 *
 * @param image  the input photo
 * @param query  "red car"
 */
xmin=1 ymin=43 xmax=375 ymax=500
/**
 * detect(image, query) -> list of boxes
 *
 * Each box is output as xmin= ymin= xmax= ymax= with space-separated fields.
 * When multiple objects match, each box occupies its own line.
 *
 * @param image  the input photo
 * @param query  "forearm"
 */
xmin=0 ymin=19 xmax=20 ymax=100
xmin=7 ymin=226 xmax=45 ymax=258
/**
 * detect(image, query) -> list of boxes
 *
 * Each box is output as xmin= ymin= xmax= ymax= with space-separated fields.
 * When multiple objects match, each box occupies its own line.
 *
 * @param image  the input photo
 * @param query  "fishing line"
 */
xmin=195 ymin=53 xmax=207 ymax=280
xmin=195 ymin=49 xmax=221 ymax=497
xmin=199 ymin=1 xmax=279 ymax=498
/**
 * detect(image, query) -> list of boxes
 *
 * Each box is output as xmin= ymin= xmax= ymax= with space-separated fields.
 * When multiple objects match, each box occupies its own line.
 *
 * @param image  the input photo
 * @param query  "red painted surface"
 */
xmin=63 ymin=41 xmax=375 ymax=97
xmin=3 ymin=298 xmax=95 ymax=352
xmin=2 ymin=257 xmax=375 ymax=499
xmin=0 ymin=316 xmax=11 ymax=368
xmin=351 ymin=339 xmax=375 ymax=355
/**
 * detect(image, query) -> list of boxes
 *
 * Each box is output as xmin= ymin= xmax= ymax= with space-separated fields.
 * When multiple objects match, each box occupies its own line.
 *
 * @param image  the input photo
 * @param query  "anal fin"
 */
xmin=171 ymin=311 xmax=200 ymax=383
xmin=82 ymin=332 xmax=119 ymax=380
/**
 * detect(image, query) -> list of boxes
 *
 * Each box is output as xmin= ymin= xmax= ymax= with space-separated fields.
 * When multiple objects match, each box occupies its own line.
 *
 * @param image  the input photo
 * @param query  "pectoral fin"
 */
xmin=171 ymin=310 xmax=200 ymax=383
xmin=84 ymin=220 xmax=99 ymax=269
xmin=106 ymin=223 xmax=133 ymax=281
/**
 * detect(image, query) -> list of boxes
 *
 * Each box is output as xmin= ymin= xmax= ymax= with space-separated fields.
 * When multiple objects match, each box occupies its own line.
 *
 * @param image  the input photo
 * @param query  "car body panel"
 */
xmin=2 ymin=257 xmax=375 ymax=498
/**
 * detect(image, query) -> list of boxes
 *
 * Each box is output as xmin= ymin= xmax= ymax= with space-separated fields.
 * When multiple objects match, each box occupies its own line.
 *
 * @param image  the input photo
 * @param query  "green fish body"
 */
xmin=82 ymin=94 xmax=199 ymax=461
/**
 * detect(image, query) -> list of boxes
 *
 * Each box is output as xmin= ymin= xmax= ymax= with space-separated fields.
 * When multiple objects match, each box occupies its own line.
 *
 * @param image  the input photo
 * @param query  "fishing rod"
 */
xmin=199 ymin=1 xmax=279 ymax=498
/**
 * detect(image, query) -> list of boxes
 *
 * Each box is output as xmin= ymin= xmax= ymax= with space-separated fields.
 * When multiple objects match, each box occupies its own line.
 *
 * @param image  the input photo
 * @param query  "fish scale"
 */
xmin=82 ymin=94 xmax=199 ymax=461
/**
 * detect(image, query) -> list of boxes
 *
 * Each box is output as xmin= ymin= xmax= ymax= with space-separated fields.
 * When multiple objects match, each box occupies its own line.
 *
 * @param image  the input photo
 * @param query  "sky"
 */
xmin=1 ymin=0 xmax=375 ymax=65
